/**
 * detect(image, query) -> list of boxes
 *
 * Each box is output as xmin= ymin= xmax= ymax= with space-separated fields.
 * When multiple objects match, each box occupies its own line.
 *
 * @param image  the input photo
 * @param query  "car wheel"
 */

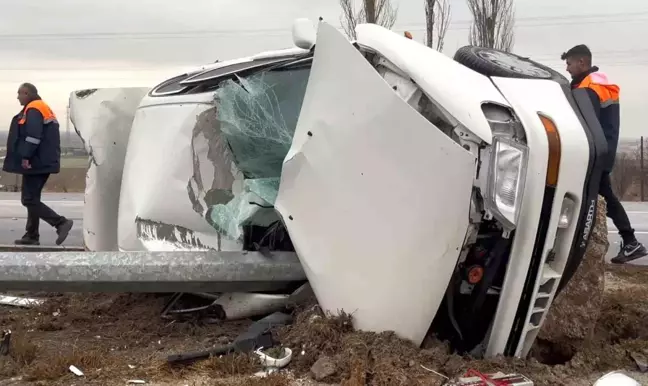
xmin=454 ymin=46 xmax=569 ymax=83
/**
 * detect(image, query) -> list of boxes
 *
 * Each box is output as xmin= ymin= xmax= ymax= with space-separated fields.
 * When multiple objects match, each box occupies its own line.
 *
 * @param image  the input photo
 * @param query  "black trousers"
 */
xmin=21 ymin=174 xmax=65 ymax=239
xmin=599 ymin=171 xmax=635 ymax=245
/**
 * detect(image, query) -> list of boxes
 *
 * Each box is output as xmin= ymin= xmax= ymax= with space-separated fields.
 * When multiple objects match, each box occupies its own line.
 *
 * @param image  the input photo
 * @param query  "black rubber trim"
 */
xmin=503 ymin=87 xmax=607 ymax=354
xmin=504 ymin=187 xmax=556 ymax=356
xmin=556 ymin=87 xmax=607 ymax=293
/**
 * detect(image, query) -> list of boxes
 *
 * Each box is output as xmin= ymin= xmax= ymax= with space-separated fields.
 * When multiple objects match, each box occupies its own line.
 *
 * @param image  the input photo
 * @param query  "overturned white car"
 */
xmin=69 ymin=21 xmax=608 ymax=359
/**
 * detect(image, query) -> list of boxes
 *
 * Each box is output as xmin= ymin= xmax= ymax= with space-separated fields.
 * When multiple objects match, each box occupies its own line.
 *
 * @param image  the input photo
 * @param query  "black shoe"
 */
xmin=14 ymin=235 xmax=40 ymax=246
xmin=55 ymin=219 xmax=74 ymax=246
xmin=611 ymin=242 xmax=648 ymax=264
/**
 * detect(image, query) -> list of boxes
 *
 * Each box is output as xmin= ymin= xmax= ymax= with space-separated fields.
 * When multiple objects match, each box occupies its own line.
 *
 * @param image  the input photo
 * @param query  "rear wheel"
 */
xmin=454 ymin=46 xmax=568 ymax=83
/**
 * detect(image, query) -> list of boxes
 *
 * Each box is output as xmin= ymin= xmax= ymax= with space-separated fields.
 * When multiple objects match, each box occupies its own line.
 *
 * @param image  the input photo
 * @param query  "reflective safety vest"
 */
xmin=18 ymin=99 xmax=58 ymax=125
xmin=576 ymin=71 xmax=620 ymax=108
xmin=576 ymin=70 xmax=621 ymax=171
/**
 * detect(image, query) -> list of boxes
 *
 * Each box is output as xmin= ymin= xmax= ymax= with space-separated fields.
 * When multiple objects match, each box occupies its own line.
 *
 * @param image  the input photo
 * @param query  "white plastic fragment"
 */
xmin=0 ymin=294 xmax=44 ymax=308
xmin=254 ymin=347 xmax=293 ymax=369
xmin=127 ymin=380 xmax=146 ymax=384
xmin=254 ymin=368 xmax=278 ymax=378
xmin=69 ymin=365 xmax=84 ymax=376
xmin=420 ymin=365 xmax=448 ymax=380
xmin=594 ymin=371 xmax=641 ymax=386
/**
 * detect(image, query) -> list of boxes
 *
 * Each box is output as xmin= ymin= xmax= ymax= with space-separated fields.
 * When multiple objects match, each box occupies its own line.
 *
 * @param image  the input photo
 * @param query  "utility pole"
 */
xmin=641 ymin=136 xmax=645 ymax=202
xmin=66 ymin=103 xmax=71 ymax=154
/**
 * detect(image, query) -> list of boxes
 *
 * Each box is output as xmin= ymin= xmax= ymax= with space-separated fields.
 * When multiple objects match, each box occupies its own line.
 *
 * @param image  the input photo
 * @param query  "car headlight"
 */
xmin=485 ymin=136 xmax=528 ymax=230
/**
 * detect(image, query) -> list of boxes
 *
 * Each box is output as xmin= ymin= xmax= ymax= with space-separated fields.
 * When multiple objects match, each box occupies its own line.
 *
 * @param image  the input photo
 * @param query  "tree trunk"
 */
xmin=364 ymin=0 xmax=377 ymax=23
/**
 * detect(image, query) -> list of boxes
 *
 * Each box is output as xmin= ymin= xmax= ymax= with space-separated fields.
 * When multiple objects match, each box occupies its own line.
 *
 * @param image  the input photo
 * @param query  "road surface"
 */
xmin=606 ymin=201 xmax=648 ymax=265
xmin=0 ymin=192 xmax=84 ymax=246
xmin=0 ymin=193 xmax=646 ymax=265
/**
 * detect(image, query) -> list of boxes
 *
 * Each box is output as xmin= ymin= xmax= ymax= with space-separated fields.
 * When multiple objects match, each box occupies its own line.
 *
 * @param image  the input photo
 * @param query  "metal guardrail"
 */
xmin=0 ymin=250 xmax=305 ymax=293
xmin=0 ymin=245 xmax=85 ymax=252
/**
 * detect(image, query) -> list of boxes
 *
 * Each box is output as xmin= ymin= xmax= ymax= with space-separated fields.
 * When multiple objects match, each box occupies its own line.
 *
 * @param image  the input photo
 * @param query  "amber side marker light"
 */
xmin=539 ymin=114 xmax=561 ymax=187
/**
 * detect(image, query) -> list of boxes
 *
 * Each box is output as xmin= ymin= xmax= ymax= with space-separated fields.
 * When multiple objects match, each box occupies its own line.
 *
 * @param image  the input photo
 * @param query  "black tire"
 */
xmin=454 ymin=46 xmax=569 ymax=84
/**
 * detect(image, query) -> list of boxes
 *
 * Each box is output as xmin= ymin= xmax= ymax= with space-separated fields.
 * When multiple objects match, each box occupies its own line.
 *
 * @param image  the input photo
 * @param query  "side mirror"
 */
xmin=292 ymin=18 xmax=316 ymax=50
xmin=594 ymin=371 xmax=641 ymax=386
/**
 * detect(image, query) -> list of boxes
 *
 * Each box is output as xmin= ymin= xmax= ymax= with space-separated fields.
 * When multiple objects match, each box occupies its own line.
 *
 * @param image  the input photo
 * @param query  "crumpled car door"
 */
xmin=274 ymin=22 xmax=478 ymax=345
xmin=69 ymin=87 xmax=150 ymax=251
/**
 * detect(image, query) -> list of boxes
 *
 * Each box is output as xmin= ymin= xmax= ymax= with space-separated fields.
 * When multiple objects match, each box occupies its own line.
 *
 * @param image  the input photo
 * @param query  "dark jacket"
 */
xmin=3 ymin=99 xmax=61 ymax=175
xmin=571 ymin=66 xmax=620 ymax=172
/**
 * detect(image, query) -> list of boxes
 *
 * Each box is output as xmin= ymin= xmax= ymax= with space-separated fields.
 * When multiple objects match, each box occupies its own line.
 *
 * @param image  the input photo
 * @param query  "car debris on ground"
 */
xmin=0 ymin=295 xmax=43 ymax=308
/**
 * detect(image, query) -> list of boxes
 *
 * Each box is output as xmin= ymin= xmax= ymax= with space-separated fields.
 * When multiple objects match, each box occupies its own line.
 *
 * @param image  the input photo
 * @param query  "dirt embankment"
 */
xmin=0 ymin=265 xmax=646 ymax=386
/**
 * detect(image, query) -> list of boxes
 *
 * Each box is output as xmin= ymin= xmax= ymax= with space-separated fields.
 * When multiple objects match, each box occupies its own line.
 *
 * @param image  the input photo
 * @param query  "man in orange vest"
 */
xmin=2 ymin=83 xmax=74 ymax=246
xmin=562 ymin=45 xmax=647 ymax=264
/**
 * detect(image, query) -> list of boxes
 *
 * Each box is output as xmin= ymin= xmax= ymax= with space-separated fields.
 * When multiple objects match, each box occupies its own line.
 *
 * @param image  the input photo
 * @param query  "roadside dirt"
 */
xmin=0 ymin=264 xmax=647 ymax=386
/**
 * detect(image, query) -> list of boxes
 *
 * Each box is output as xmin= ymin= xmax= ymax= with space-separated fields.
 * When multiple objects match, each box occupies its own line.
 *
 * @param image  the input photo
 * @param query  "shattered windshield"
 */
xmin=204 ymin=63 xmax=311 ymax=242
xmin=216 ymin=64 xmax=311 ymax=179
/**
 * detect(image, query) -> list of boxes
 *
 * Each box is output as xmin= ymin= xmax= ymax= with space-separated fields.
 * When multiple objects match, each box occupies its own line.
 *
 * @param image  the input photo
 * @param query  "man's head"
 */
xmin=561 ymin=44 xmax=593 ymax=79
xmin=17 ymin=82 xmax=40 ymax=106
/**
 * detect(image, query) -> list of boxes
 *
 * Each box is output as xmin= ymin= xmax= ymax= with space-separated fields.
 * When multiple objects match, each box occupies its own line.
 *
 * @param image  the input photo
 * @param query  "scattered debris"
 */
xmin=310 ymin=355 xmax=337 ymax=381
xmin=160 ymin=292 xmax=225 ymax=322
xmin=167 ymin=312 xmax=292 ymax=365
xmin=160 ymin=285 xmax=313 ymax=322
xmin=0 ymin=265 xmax=647 ymax=386
xmin=255 ymin=346 xmax=293 ymax=369
xmin=421 ymin=364 xmax=449 ymax=381
xmin=630 ymin=352 xmax=648 ymax=373
xmin=69 ymin=365 xmax=84 ymax=376
xmin=445 ymin=370 xmax=534 ymax=385
xmin=0 ymin=294 xmax=44 ymax=308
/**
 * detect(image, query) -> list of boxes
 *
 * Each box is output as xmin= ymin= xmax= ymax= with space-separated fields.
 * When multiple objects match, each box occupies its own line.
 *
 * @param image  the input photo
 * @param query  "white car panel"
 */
xmin=69 ymin=87 xmax=149 ymax=251
xmin=355 ymin=24 xmax=512 ymax=144
xmin=275 ymin=22 xmax=477 ymax=345
xmin=486 ymin=77 xmax=589 ymax=357
xmin=118 ymin=102 xmax=234 ymax=252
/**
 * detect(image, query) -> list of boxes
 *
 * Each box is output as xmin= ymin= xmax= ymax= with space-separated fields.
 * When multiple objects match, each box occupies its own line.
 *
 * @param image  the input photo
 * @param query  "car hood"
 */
xmin=274 ymin=22 xmax=477 ymax=345
xmin=355 ymin=24 xmax=512 ymax=144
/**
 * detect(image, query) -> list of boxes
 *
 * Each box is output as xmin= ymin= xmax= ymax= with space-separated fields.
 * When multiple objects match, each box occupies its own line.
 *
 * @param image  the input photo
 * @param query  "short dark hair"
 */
xmin=561 ymin=44 xmax=592 ymax=64
xmin=20 ymin=82 xmax=39 ymax=96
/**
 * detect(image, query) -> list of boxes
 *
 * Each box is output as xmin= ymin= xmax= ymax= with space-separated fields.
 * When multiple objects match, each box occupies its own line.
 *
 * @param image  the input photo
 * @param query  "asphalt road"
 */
xmin=0 ymin=192 xmax=84 ymax=247
xmin=0 ymin=193 xmax=647 ymax=265
xmin=606 ymin=201 xmax=648 ymax=265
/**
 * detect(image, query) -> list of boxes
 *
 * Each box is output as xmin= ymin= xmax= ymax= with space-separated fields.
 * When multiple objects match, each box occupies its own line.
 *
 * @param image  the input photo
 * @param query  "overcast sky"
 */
xmin=0 ymin=0 xmax=646 ymax=138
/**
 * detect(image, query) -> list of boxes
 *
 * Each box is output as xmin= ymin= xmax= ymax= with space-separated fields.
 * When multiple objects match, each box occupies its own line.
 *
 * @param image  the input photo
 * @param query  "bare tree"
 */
xmin=340 ymin=0 xmax=398 ymax=39
xmin=424 ymin=0 xmax=451 ymax=51
xmin=466 ymin=0 xmax=515 ymax=52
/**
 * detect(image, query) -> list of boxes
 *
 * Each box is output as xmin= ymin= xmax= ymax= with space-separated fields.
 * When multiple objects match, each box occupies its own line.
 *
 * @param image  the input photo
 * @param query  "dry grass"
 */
xmin=24 ymin=347 xmax=110 ymax=381
xmin=1 ymin=266 xmax=648 ymax=385
xmin=0 ymin=167 xmax=86 ymax=193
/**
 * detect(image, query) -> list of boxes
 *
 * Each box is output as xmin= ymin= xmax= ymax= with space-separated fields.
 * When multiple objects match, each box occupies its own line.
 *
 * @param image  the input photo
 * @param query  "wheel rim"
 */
xmin=476 ymin=50 xmax=553 ymax=78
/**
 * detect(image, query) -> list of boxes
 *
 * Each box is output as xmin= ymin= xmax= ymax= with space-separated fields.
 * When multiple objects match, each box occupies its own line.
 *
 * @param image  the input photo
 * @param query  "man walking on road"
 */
xmin=562 ymin=45 xmax=647 ymax=264
xmin=2 ymin=83 xmax=73 ymax=246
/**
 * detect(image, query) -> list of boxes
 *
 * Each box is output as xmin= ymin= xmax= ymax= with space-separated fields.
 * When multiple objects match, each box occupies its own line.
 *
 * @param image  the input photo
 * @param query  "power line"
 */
xmin=400 ymin=17 xmax=648 ymax=33
xmin=1 ymin=11 xmax=648 ymax=41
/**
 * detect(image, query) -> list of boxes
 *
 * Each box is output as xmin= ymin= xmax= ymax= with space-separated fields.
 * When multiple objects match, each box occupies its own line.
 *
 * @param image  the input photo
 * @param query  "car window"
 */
xmin=215 ymin=64 xmax=311 ymax=179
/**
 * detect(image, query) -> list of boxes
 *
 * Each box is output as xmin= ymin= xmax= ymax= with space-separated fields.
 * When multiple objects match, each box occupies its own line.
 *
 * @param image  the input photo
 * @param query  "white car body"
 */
xmin=70 ymin=21 xmax=607 ymax=358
